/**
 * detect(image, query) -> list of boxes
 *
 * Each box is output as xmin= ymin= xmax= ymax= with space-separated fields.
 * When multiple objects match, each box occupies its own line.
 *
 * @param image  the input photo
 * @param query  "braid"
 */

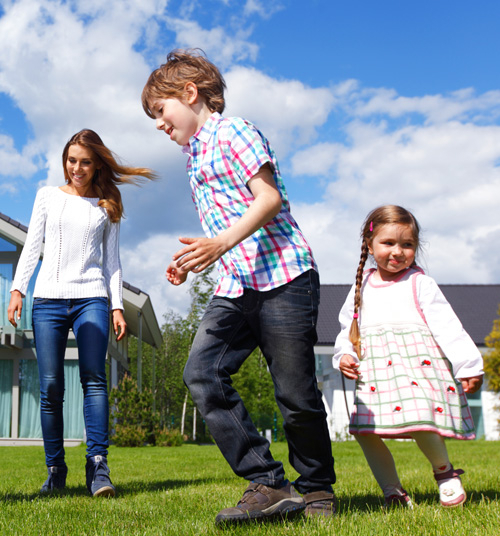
xmin=348 ymin=240 xmax=369 ymax=359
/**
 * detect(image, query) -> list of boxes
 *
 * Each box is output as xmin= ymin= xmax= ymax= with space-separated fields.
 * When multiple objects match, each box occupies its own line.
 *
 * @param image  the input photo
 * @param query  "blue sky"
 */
xmin=1 ymin=0 xmax=500 ymax=319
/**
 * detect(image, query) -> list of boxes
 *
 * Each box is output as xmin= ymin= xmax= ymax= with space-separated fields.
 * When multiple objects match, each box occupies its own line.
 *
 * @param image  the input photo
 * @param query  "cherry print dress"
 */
xmin=333 ymin=267 xmax=483 ymax=439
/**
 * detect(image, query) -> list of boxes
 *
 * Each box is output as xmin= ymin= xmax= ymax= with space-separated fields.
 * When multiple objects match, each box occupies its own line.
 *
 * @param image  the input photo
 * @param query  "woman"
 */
xmin=8 ymin=129 xmax=155 ymax=497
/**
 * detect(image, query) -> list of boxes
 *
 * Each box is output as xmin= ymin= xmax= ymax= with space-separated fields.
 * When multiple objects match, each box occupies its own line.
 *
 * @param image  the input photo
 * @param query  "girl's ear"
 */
xmin=184 ymin=82 xmax=199 ymax=104
xmin=367 ymin=240 xmax=373 ymax=255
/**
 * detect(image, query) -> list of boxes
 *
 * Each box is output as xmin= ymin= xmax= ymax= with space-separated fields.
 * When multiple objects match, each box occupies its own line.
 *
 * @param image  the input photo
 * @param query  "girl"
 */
xmin=7 ymin=129 xmax=155 ymax=497
xmin=333 ymin=205 xmax=483 ymax=508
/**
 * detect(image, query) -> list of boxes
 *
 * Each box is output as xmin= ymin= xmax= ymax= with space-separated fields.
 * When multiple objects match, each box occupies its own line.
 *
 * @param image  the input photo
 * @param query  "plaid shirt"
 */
xmin=182 ymin=112 xmax=316 ymax=298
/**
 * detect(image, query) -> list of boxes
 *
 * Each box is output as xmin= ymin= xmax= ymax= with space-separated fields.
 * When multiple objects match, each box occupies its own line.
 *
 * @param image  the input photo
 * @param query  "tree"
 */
xmin=109 ymin=374 xmax=158 ymax=446
xmin=484 ymin=306 xmax=500 ymax=392
xmin=125 ymin=265 xmax=282 ymax=442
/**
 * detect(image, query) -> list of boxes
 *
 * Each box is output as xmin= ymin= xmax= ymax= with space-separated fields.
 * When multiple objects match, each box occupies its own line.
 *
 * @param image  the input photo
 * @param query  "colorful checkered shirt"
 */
xmin=182 ymin=112 xmax=316 ymax=298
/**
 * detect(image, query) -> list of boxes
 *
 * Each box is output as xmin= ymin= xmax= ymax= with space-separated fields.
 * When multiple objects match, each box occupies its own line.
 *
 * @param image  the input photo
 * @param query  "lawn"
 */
xmin=0 ymin=440 xmax=499 ymax=535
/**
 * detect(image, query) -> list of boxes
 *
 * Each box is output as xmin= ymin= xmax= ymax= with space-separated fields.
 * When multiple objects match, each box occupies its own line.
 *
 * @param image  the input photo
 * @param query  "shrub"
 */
xmin=155 ymin=427 xmax=184 ymax=447
xmin=112 ymin=424 xmax=147 ymax=447
xmin=109 ymin=374 xmax=159 ymax=446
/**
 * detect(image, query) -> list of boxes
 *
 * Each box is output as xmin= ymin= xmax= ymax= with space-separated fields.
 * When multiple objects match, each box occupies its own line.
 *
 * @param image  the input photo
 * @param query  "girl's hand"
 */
xmin=7 ymin=290 xmax=23 ymax=327
xmin=166 ymin=260 xmax=188 ymax=286
xmin=339 ymin=354 xmax=361 ymax=380
xmin=112 ymin=309 xmax=127 ymax=341
xmin=460 ymin=375 xmax=483 ymax=394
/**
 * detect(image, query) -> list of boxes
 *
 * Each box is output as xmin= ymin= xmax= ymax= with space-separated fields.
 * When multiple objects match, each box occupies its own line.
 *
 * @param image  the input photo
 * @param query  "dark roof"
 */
xmin=317 ymin=284 xmax=500 ymax=347
xmin=0 ymin=212 xmax=29 ymax=233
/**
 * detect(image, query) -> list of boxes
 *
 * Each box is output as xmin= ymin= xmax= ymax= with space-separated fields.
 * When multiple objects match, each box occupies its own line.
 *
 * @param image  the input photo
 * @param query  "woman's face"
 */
xmin=65 ymin=144 xmax=98 ymax=194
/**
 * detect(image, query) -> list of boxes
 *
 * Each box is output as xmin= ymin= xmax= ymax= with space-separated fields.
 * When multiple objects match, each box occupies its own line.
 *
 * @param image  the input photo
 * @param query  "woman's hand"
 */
xmin=339 ymin=354 xmax=361 ymax=380
xmin=7 ymin=290 xmax=23 ymax=327
xmin=112 ymin=309 xmax=127 ymax=341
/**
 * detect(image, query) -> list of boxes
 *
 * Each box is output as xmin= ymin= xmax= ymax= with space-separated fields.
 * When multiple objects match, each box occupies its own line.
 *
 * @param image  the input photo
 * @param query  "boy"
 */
xmin=142 ymin=49 xmax=336 ymax=525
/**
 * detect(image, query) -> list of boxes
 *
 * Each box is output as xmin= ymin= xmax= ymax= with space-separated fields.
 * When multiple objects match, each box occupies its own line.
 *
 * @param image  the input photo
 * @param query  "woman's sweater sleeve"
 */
xmin=10 ymin=188 xmax=48 ymax=296
xmin=417 ymin=275 xmax=484 ymax=379
xmin=332 ymin=284 xmax=359 ymax=369
xmin=102 ymin=220 xmax=123 ymax=311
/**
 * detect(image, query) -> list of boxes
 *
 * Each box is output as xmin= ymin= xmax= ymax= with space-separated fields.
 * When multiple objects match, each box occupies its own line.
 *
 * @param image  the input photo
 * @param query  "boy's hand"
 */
xmin=460 ymin=375 xmax=483 ymax=394
xmin=166 ymin=260 xmax=189 ymax=285
xmin=339 ymin=354 xmax=361 ymax=380
xmin=172 ymin=236 xmax=227 ymax=274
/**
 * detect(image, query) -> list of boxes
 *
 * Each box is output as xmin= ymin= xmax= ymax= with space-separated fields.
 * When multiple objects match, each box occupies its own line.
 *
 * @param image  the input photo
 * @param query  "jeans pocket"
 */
xmin=33 ymin=298 xmax=51 ymax=305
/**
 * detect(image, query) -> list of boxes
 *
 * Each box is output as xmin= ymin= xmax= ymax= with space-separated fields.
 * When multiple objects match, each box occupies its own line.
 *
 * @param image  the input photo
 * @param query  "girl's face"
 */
xmin=66 ymin=144 xmax=98 ymax=195
xmin=368 ymin=223 xmax=417 ymax=281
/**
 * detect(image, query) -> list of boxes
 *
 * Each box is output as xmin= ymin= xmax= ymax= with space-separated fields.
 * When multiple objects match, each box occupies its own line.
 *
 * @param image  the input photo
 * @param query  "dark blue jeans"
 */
xmin=183 ymin=270 xmax=335 ymax=493
xmin=32 ymin=297 xmax=110 ymax=466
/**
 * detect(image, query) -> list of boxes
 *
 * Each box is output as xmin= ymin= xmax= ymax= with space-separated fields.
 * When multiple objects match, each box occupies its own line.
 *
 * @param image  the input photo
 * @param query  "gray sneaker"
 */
xmin=215 ymin=480 xmax=305 ymax=525
xmin=40 ymin=464 xmax=68 ymax=493
xmin=85 ymin=455 xmax=115 ymax=497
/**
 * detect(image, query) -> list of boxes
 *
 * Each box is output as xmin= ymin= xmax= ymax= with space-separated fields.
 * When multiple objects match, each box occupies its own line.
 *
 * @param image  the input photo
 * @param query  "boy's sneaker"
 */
xmin=384 ymin=489 xmax=413 ymax=509
xmin=85 ymin=455 xmax=115 ymax=497
xmin=303 ymin=490 xmax=338 ymax=517
xmin=434 ymin=466 xmax=466 ymax=507
xmin=40 ymin=464 xmax=68 ymax=493
xmin=215 ymin=480 xmax=305 ymax=525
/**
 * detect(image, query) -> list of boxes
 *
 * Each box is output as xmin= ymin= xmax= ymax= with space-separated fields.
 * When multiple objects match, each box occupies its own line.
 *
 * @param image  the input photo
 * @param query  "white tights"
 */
xmin=355 ymin=432 xmax=451 ymax=497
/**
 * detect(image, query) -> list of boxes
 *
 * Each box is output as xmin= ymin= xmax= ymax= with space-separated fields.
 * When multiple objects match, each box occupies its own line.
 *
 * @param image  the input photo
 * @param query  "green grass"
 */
xmin=0 ymin=440 xmax=499 ymax=535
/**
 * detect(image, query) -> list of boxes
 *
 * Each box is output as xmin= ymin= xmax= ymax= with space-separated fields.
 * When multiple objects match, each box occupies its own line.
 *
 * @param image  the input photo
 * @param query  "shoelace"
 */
xmin=92 ymin=458 xmax=109 ymax=483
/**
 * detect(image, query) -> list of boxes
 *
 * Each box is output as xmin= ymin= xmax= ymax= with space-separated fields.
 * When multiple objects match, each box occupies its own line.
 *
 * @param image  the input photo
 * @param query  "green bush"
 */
xmin=155 ymin=427 xmax=184 ymax=447
xmin=112 ymin=424 xmax=147 ymax=447
xmin=109 ymin=374 xmax=159 ymax=446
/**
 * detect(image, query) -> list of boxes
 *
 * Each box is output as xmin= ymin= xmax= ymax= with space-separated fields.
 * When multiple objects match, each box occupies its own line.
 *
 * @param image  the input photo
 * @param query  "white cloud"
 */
xmin=343 ymin=86 xmax=500 ymax=124
xmin=166 ymin=17 xmax=258 ymax=68
xmin=288 ymin=88 xmax=500 ymax=288
xmin=243 ymin=0 xmax=283 ymax=18
xmin=224 ymin=66 xmax=336 ymax=156
xmin=0 ymin=134 xmax=38 ymax=185
xmin=121 ymin=232 xmax=193 ymax=319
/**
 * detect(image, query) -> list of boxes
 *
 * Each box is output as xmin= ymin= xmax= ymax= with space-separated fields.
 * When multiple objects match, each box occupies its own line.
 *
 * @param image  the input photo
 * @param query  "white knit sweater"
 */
xmin=11 ymin=186 xmax=123 ymax=310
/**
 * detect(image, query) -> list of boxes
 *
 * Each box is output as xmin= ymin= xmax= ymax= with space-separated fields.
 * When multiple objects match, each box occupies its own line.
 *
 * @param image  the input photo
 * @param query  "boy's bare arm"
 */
xmin=171 ymin=163 xmax=282 ymax=277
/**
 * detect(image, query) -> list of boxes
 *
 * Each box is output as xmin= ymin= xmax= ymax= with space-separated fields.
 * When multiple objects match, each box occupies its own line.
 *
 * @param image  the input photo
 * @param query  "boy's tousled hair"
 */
xmin=63 ymin=129 xmax=157 ymax=222
xmin=349 ymin=205 xmax=421 ymax=358
xmin=142 ymin=49 xmax=226 ymax=118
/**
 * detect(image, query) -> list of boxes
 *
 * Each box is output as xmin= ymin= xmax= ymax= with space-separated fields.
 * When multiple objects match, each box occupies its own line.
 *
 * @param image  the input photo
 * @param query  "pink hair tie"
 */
xmin=353 ymin=313 xmax=359 ymax=319
xmin=369 ymin=221 xmax=373 ymax=232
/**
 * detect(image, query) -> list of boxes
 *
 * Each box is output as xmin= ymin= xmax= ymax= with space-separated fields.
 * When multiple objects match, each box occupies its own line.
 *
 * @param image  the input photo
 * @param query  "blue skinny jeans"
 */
xmin=32 ymin=297 xmax=110 ymax=466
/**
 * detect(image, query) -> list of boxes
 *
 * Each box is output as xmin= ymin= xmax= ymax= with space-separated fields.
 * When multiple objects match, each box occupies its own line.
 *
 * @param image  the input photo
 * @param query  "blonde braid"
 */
xmin=348 ymin=239 xmax=369 ymax=359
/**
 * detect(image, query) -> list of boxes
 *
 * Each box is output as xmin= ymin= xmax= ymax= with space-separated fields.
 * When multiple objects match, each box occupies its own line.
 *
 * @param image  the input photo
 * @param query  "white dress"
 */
xmin=333 ymin=267 xmax=483 ymax=439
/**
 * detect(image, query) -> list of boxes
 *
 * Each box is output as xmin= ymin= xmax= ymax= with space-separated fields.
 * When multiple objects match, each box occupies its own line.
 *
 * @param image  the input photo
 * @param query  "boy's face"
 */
xmin=151 ymin=96 xmax=202 ymax=146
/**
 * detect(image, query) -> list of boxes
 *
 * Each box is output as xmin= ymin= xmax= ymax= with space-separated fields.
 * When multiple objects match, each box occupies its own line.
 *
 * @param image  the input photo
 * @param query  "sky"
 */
xmin=1 ymin=0 xmax=500 ymax=322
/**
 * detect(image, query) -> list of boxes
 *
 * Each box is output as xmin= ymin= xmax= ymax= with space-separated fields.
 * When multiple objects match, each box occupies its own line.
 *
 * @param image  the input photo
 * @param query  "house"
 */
xmin=314 ymin=283 xmax=500 ymax=441
xmin=0 ymin=212 xmax=162 ymax=446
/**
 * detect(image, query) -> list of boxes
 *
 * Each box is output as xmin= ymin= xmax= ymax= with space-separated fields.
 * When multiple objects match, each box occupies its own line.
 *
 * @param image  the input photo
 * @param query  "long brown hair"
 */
xmin=62 ymin=129 xmax=157 ymax=222
xmin=349 ymin=205 xmax=421 ymax=358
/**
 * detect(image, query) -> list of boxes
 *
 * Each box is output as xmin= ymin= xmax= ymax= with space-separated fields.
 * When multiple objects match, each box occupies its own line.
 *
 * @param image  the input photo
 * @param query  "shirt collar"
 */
xmin=182 ymin=112 xmax=222 ymax=154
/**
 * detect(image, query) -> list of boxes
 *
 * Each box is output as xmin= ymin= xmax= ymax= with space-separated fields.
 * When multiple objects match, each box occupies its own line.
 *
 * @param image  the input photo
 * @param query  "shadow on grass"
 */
xmin=0 ymin=476 xmax=228 ymax=503
xmin=337 ymin=488 xmax=500 ymax=513
xmin=336 ymin=492 xmax=384 ymax=514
